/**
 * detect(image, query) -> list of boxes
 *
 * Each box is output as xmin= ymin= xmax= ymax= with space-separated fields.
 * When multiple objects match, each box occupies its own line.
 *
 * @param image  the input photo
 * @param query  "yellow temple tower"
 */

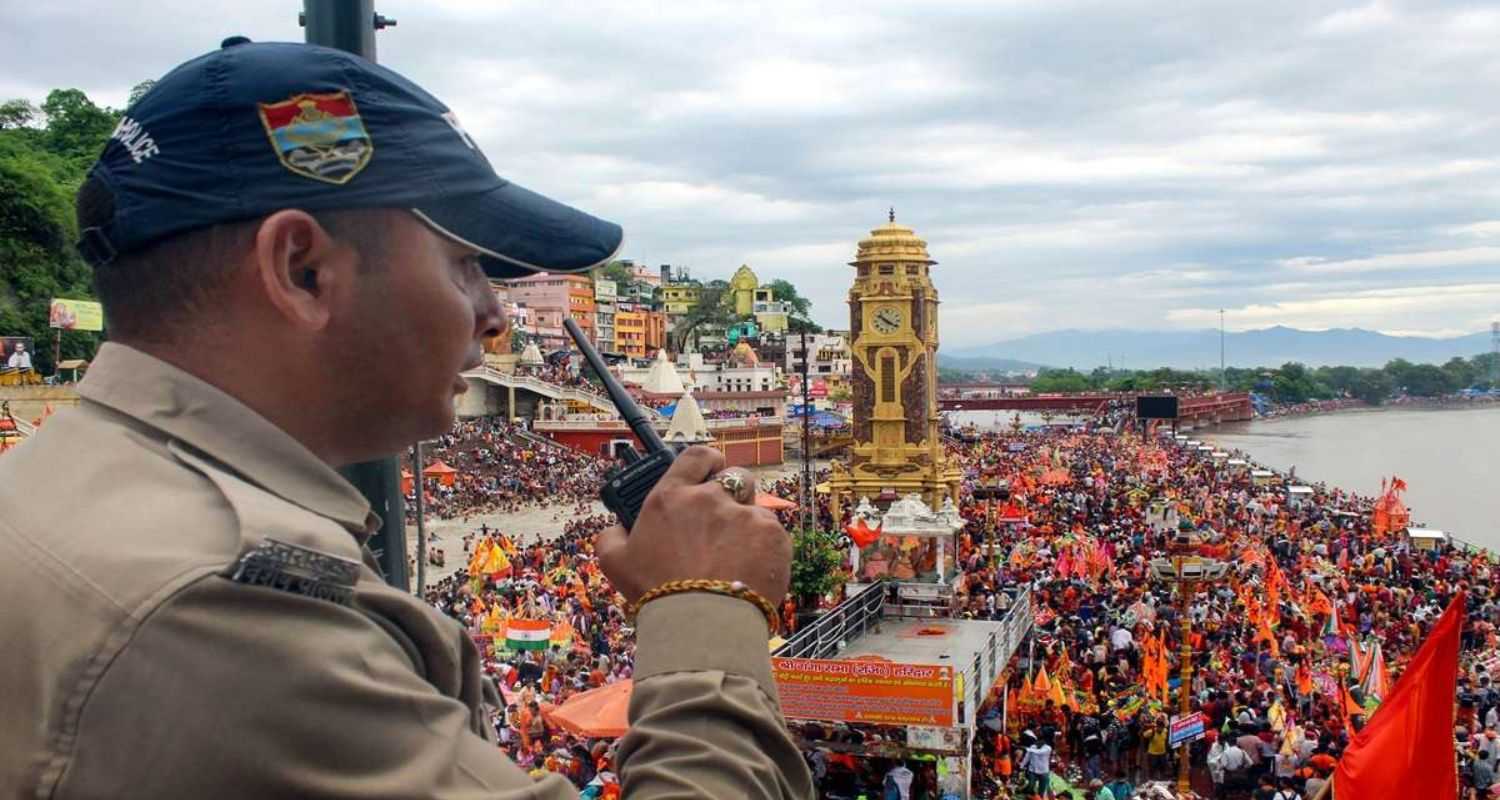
xmin=829 ymin=211 xmax=962 ymax=526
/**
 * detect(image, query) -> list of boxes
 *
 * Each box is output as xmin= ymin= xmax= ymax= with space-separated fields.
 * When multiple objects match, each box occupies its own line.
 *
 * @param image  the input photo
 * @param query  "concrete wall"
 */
xmin=0 ymin=385 xmax=81 ymax=423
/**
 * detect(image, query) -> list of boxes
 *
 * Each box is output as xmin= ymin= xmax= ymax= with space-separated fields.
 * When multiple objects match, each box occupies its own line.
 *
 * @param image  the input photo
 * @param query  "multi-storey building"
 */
xmin=505 ymin=272 xmax=595 ymax=347
xmin=753 ymin=299 xmax=789 ymax=333
xmin=661 ymin=282 xmax=701 ymax=316
xmin=593 ymin=278 xmax=617 ymax=353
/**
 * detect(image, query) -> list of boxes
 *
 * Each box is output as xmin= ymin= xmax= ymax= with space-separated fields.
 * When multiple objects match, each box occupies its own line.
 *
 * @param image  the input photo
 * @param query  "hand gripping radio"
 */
xmin=562 ymin=318 xmax=675 ymax=531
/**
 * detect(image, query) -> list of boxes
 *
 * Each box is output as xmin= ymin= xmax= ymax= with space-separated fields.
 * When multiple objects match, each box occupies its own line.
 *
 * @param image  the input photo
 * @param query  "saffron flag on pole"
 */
xmin=1334 ymin=592 xmax=1464 ymax=800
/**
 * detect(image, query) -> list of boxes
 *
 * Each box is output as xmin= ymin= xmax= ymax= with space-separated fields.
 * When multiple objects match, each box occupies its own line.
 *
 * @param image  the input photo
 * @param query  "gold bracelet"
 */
xmin=631 ymin=579 xmax=780 ymax=635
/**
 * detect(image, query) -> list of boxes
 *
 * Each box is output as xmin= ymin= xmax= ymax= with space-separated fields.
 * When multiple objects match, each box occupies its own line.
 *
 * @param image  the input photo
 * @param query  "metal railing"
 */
xmin=772 ymin=581 xmax=886 ymax=660
xmin=464 ymin=367 xmax=665 ymax=421
xmin=955 ymin=589 xmax=1032 ymax=726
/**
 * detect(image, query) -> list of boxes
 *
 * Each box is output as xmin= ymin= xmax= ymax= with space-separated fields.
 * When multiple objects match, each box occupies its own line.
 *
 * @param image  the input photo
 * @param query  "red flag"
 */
xmin=845 ymin=518 xmax=882 ymax=549
xmin=1334 ymin=593 xmax=1464 ymax=800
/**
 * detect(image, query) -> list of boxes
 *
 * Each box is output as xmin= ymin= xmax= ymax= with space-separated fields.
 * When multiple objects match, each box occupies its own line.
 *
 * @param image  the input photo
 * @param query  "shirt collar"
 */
xmin=78 ymin=343 xmax=381 ymax=538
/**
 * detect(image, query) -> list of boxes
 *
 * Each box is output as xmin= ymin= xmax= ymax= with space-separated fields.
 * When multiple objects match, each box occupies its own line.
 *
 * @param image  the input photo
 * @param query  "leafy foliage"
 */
xmin=789 ymin=527 xmax=846 ymax=607
xmin=0 ymin=88 xmax=117 ymax=373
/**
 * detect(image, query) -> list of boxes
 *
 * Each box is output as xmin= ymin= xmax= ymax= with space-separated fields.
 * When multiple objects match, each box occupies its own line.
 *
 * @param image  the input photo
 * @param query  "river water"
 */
xmin=1202 ymin=406 xmax=1500 ymax=551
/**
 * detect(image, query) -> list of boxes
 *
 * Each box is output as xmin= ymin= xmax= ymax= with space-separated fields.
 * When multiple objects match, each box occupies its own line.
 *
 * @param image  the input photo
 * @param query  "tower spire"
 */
xmin=888 ymin=206 xmax=895 ymax=223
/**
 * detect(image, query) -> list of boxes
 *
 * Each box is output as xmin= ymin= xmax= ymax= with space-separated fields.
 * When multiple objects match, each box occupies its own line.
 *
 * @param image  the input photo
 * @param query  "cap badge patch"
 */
xmin=258 ymin=90 xmax=373 ymax=184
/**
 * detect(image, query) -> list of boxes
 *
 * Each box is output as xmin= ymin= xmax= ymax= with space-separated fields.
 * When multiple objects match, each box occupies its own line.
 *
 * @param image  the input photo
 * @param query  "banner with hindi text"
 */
xmin=772 ymin=657 xmax=954 ymax=727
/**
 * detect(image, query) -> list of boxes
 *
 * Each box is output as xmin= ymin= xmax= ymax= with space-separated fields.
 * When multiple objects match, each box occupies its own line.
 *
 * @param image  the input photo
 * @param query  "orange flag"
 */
xmin=1334 ymin=593 xmax=1463 ymax=800
xmin=1254 ymin=616 xmax=1280 ymax=657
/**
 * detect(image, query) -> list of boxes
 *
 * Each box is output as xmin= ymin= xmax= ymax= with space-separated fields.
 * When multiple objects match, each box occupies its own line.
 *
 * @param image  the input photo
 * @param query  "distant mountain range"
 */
xmin=943 ymin=326 xmax=1492 ymax=370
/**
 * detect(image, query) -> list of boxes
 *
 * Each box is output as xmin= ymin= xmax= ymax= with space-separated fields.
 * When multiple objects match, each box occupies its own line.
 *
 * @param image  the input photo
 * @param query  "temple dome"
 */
xmin=849 ymin=210 xmax=935 ymax=266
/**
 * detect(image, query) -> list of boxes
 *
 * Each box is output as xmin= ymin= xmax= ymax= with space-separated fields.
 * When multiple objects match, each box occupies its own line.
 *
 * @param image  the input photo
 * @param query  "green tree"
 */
xmin=670 ymin=280 xmax=734 ymax=353
xmin=598 ymin=260 xmax=636 ymax=288
xmin=765 ymin=278 xmax=811 ymax=318
xmin=1352 ymin=369 xmax=1394 ymax=405
xmin=1470 ymin=352 xmax=1499 ymax=389
xmin=1383 ymin=358 xmax=1416 ymax=392
xmin=1441 ymin=356 xmax=1475 ymax=390
xmin=790 ymin=528 xmax=845 ymax=609
xmin=127 ymin=80 xmax=157 ymax=105
xmin=0 ymin=88 xmax=116 ymax=374
xmin=1315 ymin=365 xmax=1361 ymax=397
xmin=0 ymin=99 xmax=38 ymax=130
xmin=1031 ymin=368 xmax=1093 ymax=393
xmin=38 ymin=89 xmax=119 ymax=171
xmin=1400 ymin=363 xmax=1454 ymax=397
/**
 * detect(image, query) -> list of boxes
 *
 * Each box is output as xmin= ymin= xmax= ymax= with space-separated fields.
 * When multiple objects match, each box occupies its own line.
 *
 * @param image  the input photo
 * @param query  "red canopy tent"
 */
xmin=422 ymin=460 xmax=459 ymax=487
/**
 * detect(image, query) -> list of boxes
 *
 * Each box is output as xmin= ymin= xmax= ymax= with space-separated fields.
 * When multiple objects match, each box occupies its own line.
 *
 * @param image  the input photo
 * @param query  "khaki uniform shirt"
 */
xmin=0 ymin=343 xmax=813 ymax=799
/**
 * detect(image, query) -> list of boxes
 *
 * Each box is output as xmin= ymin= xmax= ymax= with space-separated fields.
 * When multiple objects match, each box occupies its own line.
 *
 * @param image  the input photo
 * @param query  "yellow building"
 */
xmin=829 ymin=212 xmax=961 ymax=522
xmin=661 ymin=283 xmax=701 ymax=315
xmin=728 ymin=264 xmax=759 ymax=317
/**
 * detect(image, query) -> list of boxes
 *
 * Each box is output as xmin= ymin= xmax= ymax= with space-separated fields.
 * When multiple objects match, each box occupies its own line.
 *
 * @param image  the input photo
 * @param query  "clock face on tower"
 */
xmin=871 ymin=305 xmax=904 ymax=334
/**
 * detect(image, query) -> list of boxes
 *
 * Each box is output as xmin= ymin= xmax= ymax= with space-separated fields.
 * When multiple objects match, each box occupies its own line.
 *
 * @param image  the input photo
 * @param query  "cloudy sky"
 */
xmin=4 ymin=0 xmax=1498 ymax=347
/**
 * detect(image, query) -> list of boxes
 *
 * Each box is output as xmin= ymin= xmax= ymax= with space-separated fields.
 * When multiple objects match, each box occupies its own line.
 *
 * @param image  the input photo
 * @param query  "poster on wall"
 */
xmin=1 ymin=337 xmax=35 ymax=371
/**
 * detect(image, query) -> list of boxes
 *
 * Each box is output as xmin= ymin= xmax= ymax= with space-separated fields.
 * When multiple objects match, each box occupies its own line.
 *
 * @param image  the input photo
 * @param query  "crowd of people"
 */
xmin=937 ymin=425 xmax=1496 ymax=799
xmin=409 ymin=418 xmax=611 ymax=521
xmin=423 ymin=514 xmax=635 ymax=797
xmin=410 ymin=409 xmax=1495 ymax=799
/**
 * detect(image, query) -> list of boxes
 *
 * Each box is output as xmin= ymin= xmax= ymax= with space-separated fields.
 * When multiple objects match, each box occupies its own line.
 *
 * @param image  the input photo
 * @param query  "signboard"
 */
xmin=1136 ymin=395 xmax=1179 ymax=420
xmin=1 ymin=337 xmax=35 ymax=371
xmin=773 ymin=657 xmax=954 ymax=727
xmin=810 ymin=379 xmax=828 ymax=399
xmin=898 ymin=583 xmax=947 ymax=602
xmin=907 ymin=725 xmax=963 ymax=753
xmin=49 ymin=298 xmax=104 ymax=331
xmin=1169 ymin=711 xmax=1205 ymax=748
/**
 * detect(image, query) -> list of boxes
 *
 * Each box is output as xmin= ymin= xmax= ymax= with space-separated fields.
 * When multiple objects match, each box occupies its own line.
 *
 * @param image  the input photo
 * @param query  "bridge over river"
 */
xmin=937 ymin=389 xmax=1254 ymax=425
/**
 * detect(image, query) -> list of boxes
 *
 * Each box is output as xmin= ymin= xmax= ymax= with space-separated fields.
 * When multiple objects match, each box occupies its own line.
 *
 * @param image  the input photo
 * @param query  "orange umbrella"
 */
xmin=756 ymin=494 xmax=797 ymax=510
xmin=543 ymin=679 xmax=632 ymax=738
xmin=423 ymin=459 xmax=459 ymax=487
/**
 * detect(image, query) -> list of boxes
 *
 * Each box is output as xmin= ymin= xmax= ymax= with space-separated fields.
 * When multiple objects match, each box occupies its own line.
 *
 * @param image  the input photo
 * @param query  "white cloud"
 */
xmin=2 ymin=0 xmax=1498 ymax=343
xmin=1280 ymin=247 xmax=1500 ymax=274
xmin=1311 ymin=3 xmax=1397 ymax=36
xmin=1169 ymin=282 xmax=1500 ymax=333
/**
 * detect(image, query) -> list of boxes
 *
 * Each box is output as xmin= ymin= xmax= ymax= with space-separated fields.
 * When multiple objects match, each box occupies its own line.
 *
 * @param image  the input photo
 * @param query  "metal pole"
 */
xmin=1178 ymin=575 xmax=1195 ymax=796
xmin=413 ymin=441 xmax=426 ymax=597
xmin=800 ymin=329 xmax=813 ymax=534
xmin=303 ymin=0 xmax=408 ymax=590
xmin=1219 ymin=309 xmax=1226 ymax=390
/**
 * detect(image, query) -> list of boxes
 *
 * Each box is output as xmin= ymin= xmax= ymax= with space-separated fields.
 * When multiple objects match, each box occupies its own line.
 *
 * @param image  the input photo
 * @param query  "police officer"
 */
xmin=0 ymin=39 xmax=811 ymax=799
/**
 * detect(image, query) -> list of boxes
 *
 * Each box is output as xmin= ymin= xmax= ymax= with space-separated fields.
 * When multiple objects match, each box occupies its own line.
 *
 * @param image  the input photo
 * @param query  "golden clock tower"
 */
xmin=829 ymin=211 xmax=961 ymax=521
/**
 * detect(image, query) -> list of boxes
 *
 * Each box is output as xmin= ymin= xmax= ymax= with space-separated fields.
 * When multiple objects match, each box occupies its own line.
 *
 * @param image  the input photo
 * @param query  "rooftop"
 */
xmin=838 ymin=617 xmax=1008 ymax=670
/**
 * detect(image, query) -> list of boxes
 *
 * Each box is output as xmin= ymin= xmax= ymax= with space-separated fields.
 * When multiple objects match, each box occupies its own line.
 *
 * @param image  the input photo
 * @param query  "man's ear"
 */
xmin=251 ymin=210 xmax=354 ymax=331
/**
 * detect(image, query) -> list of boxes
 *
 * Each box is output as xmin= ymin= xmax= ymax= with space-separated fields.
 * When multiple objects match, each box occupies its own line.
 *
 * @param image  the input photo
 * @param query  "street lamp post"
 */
xmin=1150 ymin=542 xmax=1230 ymax=797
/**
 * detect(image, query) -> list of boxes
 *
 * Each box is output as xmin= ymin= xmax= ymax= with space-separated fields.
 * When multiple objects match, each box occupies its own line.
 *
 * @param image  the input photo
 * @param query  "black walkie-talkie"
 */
xmin=562 ymin=318 xmax=675 ymax=532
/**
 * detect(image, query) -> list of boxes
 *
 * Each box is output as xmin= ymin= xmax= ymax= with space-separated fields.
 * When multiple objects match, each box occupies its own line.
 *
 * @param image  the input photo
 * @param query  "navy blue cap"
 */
xmin=77 ymin=39 xmax=623 ymax=278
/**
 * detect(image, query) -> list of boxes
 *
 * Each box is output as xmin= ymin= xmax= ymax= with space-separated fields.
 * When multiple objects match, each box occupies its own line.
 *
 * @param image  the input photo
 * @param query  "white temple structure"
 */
xmin=518 ymin=341 xmax=545 ymax=367
xmin=642 ymin=349 xmax=686 ymax=395
xmin=847 ymin=493 xmax=964 ymax=585
xmin=663 ymin=389 xmax=712 ymax=445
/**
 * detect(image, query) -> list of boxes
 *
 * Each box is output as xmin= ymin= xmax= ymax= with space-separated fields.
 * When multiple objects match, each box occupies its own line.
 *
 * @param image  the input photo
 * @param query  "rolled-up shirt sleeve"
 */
xmin=618 ymin=593 xmax=814 ymax=800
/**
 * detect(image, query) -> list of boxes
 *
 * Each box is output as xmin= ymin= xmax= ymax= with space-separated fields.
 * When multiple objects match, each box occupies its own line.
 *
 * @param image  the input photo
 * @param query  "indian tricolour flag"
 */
xmin=505 ymin=619 xmax=553 ymax=651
